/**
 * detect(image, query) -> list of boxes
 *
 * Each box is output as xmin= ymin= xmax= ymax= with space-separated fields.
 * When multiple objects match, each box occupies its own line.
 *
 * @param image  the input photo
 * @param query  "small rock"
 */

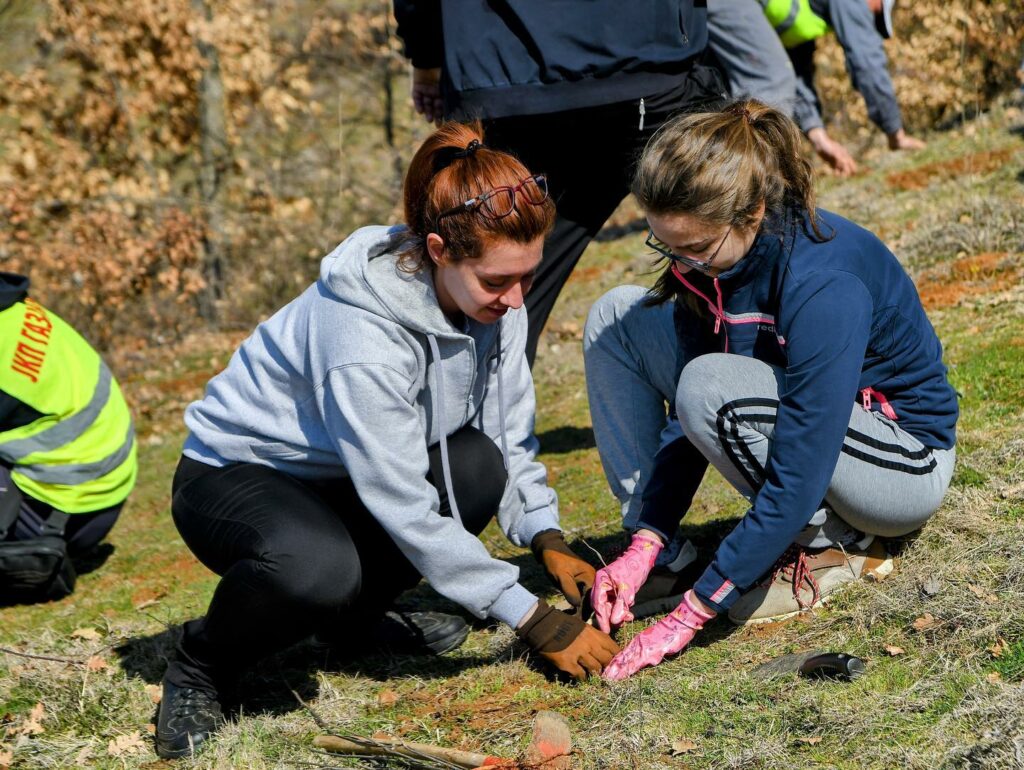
xmin=920 ymin=576 xmax=942 ymax=597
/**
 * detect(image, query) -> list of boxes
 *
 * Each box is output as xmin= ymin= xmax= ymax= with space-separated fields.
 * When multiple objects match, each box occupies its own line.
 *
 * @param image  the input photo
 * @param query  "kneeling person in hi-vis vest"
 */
xmin=0 ymin=273 xmax=136 ymax=603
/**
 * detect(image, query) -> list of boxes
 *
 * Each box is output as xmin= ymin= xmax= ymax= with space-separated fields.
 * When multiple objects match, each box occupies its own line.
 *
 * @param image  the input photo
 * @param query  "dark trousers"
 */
xmin=484 ymin=64 xmax=726 ymax=364
xmin=166 ymin=425 xmax=507 ymax=691
xmin=0 ymin=466 xmax=121 ymax=555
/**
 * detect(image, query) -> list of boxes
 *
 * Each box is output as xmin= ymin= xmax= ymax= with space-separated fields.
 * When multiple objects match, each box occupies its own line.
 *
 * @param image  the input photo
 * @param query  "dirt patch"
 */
xmin=916 ymin=251 xmax=1021 ymax=310
xmin=566 ymin=265 xmax=611 ymax=285
xmin=396 ymin=682 xmax=568 ymax=740
xmin=887 ymin=148 xmax=1013 ymax=192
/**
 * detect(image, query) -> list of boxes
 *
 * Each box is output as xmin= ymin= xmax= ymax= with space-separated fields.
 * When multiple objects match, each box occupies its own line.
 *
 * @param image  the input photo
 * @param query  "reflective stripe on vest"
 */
xmin=0 ymin=362 xmax=112 ymax=462
xmin=762 ymin=0 xmax=831 ymax=48
xmin=15 ymin=421 xmax=135 ymax=486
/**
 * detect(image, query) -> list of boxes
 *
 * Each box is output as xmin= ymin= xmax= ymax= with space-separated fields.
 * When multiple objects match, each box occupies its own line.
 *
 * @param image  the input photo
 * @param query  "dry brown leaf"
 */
xmin=967 ymin=584 xmax=999 ymax=604
xmin=145 ymin=684 xmax=163 ymax=704
xmin=18 ymin=703 xmax=45 ymax=736
xmin=912 ymin=613 xmax=938 ymax=632
xmin=71 ymin=627 xmax=102 ymax=641
xmin=107 ymin=731 xmax=147 ymax=757
xmin=988 ymin=638 xmax=1009 ymax=658
xmin=669 ymin=739 xmax=698 ymax=755
xmin=73 ymin=746 xmax=93 ymax=766
xmin=883 ymin=644 xmax=905 ymax=656
xmin=376 ymin=690 xmax=400 ymax=707
xmin=797 ymin=736 xmax=823 ymax=745
xmin=986 ymin=671 xmax=1002 ymax=684
xmin=86 ymin=655 xmax=111 ymax=673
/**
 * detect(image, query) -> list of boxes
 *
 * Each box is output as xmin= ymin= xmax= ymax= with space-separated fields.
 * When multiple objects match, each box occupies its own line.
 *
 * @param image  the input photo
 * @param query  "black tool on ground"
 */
xmin=752 ymin=650 xmax=866 ymax=681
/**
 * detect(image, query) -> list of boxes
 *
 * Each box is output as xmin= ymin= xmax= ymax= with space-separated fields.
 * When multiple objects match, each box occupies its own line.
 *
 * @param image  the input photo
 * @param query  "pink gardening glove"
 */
xmin=602 ymin=591 xmax=715 ymax=681
xmin=592 ymin=532 xmax=663 ymax=634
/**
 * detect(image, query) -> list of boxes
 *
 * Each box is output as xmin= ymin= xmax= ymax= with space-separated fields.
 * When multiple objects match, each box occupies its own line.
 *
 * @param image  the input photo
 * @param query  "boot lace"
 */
xmin=769 ymin=544 xmax=821 ymax=610
xmin=172 ymin=688 xmax=219 ymax=719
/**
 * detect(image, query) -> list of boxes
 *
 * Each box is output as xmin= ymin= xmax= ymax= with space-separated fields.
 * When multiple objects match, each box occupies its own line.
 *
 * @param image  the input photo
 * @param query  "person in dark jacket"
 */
xmin=393 ymin=0 xmax=725 ymax=365
xmin=582 ymin=100 xmax=957 ymax=680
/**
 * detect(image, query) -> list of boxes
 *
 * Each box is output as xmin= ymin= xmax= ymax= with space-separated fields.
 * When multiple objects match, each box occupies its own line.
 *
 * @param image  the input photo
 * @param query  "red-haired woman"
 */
xmin=155 ymin=123 xmax=618 ymax=759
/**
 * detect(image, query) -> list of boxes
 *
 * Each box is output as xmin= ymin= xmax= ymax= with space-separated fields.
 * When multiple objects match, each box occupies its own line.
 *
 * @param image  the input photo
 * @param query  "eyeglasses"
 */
xmin=645 ymin=225 xmax=733 ymax=275
xmin=437 ymin=174 xmax=549 ymax=221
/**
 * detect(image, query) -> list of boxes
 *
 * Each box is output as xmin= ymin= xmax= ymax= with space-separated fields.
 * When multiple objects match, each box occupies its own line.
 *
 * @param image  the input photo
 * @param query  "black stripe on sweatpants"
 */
xmin=844 ymin=426 xmax=933 ymax=460
xmin=715 ymin=397 xmax=777 ymax=491
xmin=714 ymin=397 xmax=938 ymax=485
xmin=839 ymin=444 xmax=938 ymax=475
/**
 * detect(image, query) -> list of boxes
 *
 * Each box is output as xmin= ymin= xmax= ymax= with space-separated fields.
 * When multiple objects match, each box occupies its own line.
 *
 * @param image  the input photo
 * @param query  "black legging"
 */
xmin=166 ymin=425 xmax=507 ymax=691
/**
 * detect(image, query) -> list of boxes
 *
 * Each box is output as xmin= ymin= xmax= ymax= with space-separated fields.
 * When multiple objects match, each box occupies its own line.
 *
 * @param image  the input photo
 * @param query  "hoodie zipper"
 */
xmin=671 ymin=264 xmax=730 ymax=353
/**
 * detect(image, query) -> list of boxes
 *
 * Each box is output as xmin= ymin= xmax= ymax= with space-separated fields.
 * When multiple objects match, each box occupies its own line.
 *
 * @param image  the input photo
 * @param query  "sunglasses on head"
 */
xmin=437 ymin=174 xmax=549 ymax=221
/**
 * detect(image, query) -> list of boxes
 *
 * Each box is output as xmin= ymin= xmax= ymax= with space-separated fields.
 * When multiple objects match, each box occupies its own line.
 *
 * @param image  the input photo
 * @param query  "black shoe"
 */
xmin=374 ymin=610 xmax=469 ymax=655
xmin=630 ymin=566 xmax=692 ymax=620
xmin=155 ymin=679 xmax=225 ymax=759
xmin=314 ymin=609 xmax=470 ymax=657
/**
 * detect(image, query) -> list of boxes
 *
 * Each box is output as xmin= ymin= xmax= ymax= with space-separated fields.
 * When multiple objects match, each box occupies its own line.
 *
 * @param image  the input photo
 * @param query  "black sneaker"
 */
xmin=374 ymin=610 xmax=470 ymax=655
xmin=630 ymin=566 xmax=692 ymax=620
xmin=631 ymin=539 xmax=700 ymax=620
xmin=155 ymin=680 xmax=225 ymax=759
xmin=315 ymin=610 xmax=470 ymax=657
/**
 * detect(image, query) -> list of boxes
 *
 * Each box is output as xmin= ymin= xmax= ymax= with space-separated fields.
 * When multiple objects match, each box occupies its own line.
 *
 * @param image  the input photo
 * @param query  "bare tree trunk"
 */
xmin=192 ymin=0 xmax=230 ymax=322
xmin=382 ymin=3 xmax=403 ymax=184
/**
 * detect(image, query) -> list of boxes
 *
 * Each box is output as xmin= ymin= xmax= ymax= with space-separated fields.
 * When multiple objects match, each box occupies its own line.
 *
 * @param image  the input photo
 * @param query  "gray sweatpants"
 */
xmin=584 ymin=286 xmax=955 ymax=548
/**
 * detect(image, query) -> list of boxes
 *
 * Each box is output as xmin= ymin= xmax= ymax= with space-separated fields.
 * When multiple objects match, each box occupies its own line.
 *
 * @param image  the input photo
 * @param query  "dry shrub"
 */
xmin=815 ymin=1 xmax=1024 ymax=134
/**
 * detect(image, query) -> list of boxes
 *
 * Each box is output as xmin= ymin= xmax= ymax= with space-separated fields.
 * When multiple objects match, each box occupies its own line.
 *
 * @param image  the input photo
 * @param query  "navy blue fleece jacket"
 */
xmin=637 ymin=209 xmax=957 ymax=612
xmin=393 ymin=0 xmax=707 ymax=120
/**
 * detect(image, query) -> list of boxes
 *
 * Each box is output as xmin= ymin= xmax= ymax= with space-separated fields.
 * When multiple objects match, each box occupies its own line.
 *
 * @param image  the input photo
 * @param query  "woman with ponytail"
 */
xmin=584 ymin=100 xmax=957 ymax=680
xmin=155 ymin=122 xmax=618 ymax=759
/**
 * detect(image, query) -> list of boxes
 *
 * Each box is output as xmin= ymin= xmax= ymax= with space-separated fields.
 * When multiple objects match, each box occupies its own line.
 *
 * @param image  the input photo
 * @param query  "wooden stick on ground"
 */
xmin=313 ymin=734 xmax=507 ymax=769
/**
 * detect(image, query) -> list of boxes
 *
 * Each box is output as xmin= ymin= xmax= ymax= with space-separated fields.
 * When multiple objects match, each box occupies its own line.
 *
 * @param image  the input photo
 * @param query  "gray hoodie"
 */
xmin=182 ymin=225 xmax=559 ymax=627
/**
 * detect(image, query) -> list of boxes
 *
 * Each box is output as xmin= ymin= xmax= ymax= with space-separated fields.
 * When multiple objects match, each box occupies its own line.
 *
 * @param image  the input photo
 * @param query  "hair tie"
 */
xmin=729 ymin=105 xmax=753 ymax=124
xmin=432 ymin=138 xmax=485 ymax=173
xmin=453 ymin=138 xmax=484 ymax=158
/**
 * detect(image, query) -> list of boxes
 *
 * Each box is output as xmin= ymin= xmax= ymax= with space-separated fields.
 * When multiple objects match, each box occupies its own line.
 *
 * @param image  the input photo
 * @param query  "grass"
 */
xmin=2 ymin=105 xmax=1024 ymax=770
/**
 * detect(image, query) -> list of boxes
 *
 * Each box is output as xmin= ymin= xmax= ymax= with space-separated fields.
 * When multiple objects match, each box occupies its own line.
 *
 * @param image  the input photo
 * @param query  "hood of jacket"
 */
xmin=319 ymin=224 xmax=474 ymax=341
xmin=0 ymin=273 xmax=29 ymax=312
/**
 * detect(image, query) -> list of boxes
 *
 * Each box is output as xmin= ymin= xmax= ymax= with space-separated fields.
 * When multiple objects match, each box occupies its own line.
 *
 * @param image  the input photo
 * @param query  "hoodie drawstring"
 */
xmin=494 ymin=326 xmax=510 ymax=471
xmin=427 ymin=334 xmax=463 ymax=528
xmin=426 ymin=327 xmax=512 ymax=530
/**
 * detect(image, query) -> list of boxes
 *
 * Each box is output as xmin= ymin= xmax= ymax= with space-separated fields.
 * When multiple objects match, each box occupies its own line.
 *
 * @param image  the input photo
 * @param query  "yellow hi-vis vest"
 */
xmin=763 ymin=0 xmax=831 ymax=48
xmin=0 ymin=298 xmax=136 ymax=513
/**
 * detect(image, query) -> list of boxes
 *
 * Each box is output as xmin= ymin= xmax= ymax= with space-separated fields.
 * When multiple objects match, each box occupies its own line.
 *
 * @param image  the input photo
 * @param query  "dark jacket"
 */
xmin=637 ymin=209 xmax=957 ymax=612
xmin=393 ymin=1 xmax=707 ymax=119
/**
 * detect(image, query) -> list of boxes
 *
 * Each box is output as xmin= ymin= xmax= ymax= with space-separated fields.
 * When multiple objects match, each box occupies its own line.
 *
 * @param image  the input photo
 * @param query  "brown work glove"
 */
xmin=530 ymin=529 xmax=596 ymax=609
xmin=516 ymin=602 xmax=620 ymax=680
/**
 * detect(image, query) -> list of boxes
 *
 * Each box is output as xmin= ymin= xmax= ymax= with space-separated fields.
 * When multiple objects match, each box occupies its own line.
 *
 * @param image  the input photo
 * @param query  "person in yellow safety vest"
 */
xmin=761 ymin=0 xmax=925 ymax=175
xmin=0 ymin=272 xmax=136 ymax=603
